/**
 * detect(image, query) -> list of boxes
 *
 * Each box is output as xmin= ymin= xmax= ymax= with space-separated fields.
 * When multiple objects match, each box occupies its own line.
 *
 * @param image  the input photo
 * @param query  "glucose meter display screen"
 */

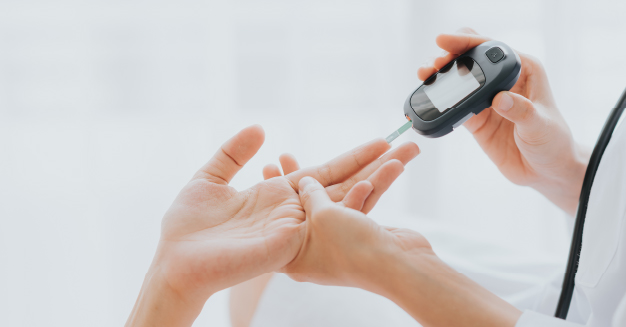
xmin=410 ymin=57 xmax=485 ymax=121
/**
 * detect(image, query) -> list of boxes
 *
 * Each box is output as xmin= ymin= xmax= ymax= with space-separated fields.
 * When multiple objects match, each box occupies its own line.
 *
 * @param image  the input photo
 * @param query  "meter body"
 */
xmin=404 ymin=40 xmax=521 ymax=138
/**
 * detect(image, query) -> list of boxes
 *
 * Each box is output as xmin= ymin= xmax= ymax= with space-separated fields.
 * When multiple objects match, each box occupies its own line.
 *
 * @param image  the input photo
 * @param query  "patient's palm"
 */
xmin=159 ymin=176 xmax=305 ymax=295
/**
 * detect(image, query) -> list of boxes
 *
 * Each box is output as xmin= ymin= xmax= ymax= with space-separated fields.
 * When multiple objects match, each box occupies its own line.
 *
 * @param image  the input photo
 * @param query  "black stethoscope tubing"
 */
xmin=555 ymin=89 xmax=626 ymax=319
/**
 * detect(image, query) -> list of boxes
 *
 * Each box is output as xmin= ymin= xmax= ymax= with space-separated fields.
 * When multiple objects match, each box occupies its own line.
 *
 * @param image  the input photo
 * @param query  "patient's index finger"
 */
xmin=287 ymin=138 xmax=390 ymax=188
xmin=193 ymin=125 xmax=265 ymax=184
xmin=325 ymin=141 xmax=419 ymax=202
xmin=435 ymin=33 xmax=491 ymax=55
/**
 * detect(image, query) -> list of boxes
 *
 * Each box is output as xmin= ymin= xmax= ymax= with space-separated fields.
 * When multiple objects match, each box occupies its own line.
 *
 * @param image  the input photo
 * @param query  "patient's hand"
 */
xmin=419 ymin=28 xmax=589 ymax=216
xmin=126 ymin=125 xmax=420 ymax=327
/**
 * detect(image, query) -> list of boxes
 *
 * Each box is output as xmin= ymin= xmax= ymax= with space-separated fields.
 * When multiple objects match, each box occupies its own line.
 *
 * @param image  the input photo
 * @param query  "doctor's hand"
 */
xmin=418 ymin=28 xmax=590 ymax=216
xmin=285 ymin=177 xmax=522 ymax=327
xmin=283 ymin=176 xmax=431 ymax=289
xmin=125 ymin=125 xmax=420 ymax=327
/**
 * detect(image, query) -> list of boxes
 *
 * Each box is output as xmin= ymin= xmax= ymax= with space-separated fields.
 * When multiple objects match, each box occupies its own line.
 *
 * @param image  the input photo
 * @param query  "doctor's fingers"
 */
xmin=325 ymin=142 xmax=419 ymax=203
xmin=418 ymin=28 xmax=490 ymax=80
xmin=491 ymin=91 xmax=551 ymax=143
xmin=298 ymin=177 xmax=334 ymax=215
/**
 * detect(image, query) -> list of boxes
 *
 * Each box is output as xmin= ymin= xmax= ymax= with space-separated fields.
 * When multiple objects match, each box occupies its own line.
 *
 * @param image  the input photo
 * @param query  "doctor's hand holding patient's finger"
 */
xmin=126 ymin=125 xmax=420 ymax=327
xmin=419 ymin=28 xmax=590 ymax=216
xmin=283 ymin=175 xmax=432 ymax=289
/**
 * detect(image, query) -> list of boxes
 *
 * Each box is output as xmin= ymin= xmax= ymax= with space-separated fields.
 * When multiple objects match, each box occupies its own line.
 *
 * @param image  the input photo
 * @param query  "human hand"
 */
xmin=418 ymin=28 xmax=589 ymax=215
xmin=283 ymin=176 xmax=432 ymax=290
xmin=126 ymin=125 xmax=420 ymax=327
xmin=285 ymin=177 xmax=521 ymax=327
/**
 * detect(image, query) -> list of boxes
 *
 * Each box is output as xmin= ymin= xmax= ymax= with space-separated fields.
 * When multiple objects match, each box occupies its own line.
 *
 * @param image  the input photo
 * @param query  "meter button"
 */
xmin=485 ymin=47 xmax=505 ymax=63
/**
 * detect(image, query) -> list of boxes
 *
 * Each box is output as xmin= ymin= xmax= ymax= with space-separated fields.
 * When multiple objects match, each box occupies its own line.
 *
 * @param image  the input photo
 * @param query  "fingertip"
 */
xmin=435 ymin=33 xmax=452 ymax=49
xmin=236 ymin=124 xmax=265 ymax=152
xmin=343 ymin=180 xmax=375 ymax=211
xmin=279 ymin=153 xmax=300 ymax=174
xmin=373 ymin=137 xmax=392 ymax=149
xmin=298 ymin=176 xmax=319 ymax=190
xmin=279 ymin=153 xmax=296 ymax=162
xmin=435 ymin=32 xmax=491 ymax=55
xmin=433 ymin=53 xmax=456 ymax=70
xmin=355 ymin=179 xmax=374 ymax=192
xmin=417 ymin=66 xmax=437 ymax=81
xmin=243 ymin=124 xmax=265 ymax=139
xmin=365 ymin=138 xmax=392 ymax=155
xmin=386 ymin=159 xmax=405 ymax=173
xmin=492 ymin=91 xmax=514 ymax=112
xmin=401 ymin=141 xmax=421 ymax=157
xmin=263 ymin=164 xmax=282 ymax=179
xmin=389 ymin=142 xmax=421 ymax=165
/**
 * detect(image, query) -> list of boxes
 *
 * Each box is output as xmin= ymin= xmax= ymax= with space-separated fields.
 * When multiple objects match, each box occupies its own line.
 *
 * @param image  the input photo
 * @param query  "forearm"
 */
xmin=125 ymin=267 xmax=206 ymax=327
xmin=365 ymin=250 xmax=521 ymax=327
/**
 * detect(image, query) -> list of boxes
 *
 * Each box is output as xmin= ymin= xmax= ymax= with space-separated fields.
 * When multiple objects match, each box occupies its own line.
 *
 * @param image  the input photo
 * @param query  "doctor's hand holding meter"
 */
xmin=127 ymin=29 xmax=626 ymax=327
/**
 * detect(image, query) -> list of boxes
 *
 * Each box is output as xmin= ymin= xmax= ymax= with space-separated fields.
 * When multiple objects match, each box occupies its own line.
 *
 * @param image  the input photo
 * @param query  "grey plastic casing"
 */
xmin=403 ymin=40 xmax=521 ymax=138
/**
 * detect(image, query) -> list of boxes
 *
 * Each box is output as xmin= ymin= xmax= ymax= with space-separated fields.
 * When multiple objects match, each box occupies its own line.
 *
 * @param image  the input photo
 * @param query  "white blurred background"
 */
xmin=1 ymin=0 xmax=626 ymax=326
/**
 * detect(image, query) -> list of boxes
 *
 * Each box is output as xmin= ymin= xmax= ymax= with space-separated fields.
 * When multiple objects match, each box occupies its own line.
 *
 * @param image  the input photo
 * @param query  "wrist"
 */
xmin=125 ymin=265 xmax=207 ymax=327
xmin=354 ymin=239 xmax=437 ymax=298
xmin=362 ymin=248 xmax=521 ymax=327
xmin=533 ymin=142 xmax=590 ymax=216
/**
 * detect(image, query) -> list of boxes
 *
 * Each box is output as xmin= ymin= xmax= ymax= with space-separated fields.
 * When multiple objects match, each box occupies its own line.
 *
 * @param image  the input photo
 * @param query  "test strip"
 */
xmin=385 ymin=121 xmax=412 ymax=143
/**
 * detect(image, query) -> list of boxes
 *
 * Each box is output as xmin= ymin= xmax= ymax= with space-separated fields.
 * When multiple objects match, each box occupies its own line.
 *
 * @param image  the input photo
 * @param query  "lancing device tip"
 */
xmin=385 ymin=120 xmax=412 ymax=143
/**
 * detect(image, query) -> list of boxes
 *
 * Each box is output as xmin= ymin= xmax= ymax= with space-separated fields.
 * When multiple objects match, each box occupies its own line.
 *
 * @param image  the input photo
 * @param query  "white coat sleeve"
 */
xmin=515 ymin=311 xmax=583 ymax=327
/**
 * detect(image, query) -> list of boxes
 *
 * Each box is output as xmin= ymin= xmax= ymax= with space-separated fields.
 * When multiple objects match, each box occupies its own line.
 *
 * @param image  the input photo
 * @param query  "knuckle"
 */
xmin=520 ymin=103 xmax=537 ymax=122
xmin=316 ymin=165 xmax=333 ymax=186
xmin=339 ymin=177 xmax=356 ymax=196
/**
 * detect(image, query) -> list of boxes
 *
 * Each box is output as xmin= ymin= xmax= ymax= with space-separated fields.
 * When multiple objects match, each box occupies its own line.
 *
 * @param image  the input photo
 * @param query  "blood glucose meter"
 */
xmin=403 ymin=40 xmax=521 ymax=138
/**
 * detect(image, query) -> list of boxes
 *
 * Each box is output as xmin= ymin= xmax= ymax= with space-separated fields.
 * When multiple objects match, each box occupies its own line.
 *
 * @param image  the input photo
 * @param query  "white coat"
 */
xmin=516 ymin=115 xmax=626 ymax=326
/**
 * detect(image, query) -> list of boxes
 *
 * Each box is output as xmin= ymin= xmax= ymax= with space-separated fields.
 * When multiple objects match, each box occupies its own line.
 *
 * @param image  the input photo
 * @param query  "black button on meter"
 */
xmin=485 ymin=47 xmax=505 ymax=63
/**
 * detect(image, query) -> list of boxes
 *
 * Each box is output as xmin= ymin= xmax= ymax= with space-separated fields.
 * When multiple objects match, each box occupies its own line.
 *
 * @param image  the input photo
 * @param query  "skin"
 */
xmin=419 ymin=28 xmax=589 ymax=216
xmin=230 ymin=29 xmax=591 ymax=327
xmin=130 ymin=29 xmax=591 ymax=327
xmin=125 ymin=125 xmax=420 ymax=327
xmin=288 ymin=176 xmax=522 ymax=327
xmin=229 ymin=150 xmax=409 ymax=327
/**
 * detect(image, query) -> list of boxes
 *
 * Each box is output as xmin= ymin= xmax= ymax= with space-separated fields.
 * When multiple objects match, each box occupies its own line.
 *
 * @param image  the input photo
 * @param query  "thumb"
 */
xmin=298 ymin=177 xmax=333 ymax=215
xmin=492 ymin=91 xmax=548 ymax=139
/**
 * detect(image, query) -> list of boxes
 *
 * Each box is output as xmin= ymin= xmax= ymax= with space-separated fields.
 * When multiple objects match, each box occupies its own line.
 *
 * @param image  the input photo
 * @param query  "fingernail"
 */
xmin=495 ymin=93 xmax=513 ymax=111
xmin=299 ymin=176 xmax=316 ymax=189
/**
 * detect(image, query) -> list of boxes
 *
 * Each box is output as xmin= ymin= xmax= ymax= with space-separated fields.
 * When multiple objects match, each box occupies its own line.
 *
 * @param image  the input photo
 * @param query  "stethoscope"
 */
xmin=555 ymin=88 xmax=626 ymax=319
